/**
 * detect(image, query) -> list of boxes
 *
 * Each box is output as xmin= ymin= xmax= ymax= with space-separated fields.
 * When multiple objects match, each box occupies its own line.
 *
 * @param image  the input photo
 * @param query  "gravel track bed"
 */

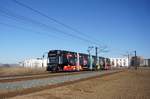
xmin=0 ymin=71 xmax=90 ymax=80
xmin=0 ymin=73 xmax=49 ymax=79
xmin=0 ymin=72 xmax=49 ymax=78
xmin=0 ymin=72 xmax=69 ymax=80
xmin=0 ymin=70 xmax=121 ymax=91
xmin=0 ymin=71 xmax=92 ymax=83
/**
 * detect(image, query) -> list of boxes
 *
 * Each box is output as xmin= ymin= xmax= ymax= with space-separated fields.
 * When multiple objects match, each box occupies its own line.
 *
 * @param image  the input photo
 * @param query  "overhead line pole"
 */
xmin=127 ymin=53 xmax=130 ymax=68
xmin=134 ymin=50 xmax=137 ymax=70
xmin=95 ymin=47 xmax=98 ymax=70
xmin=95 ymin=46 xmax=109 ymax=70
xmin=87 ymin=46 xmax=94 ymax=70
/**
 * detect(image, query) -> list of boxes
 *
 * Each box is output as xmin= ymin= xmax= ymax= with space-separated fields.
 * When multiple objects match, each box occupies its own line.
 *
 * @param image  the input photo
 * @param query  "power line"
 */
xmin=12 ymin=0 xmax=103 ymax=46
xmin=0 ymin=8 xmax=100 ymax=45
xmin=0 ymin=7 xmax=100 ymax=45
xmin=0 ymin=22 xmax=62 ymax=40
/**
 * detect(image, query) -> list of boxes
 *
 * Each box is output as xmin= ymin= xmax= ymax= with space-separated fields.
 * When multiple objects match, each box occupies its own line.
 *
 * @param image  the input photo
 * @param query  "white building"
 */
xmin=110 ymin=57 xmax=129 ymax=67
xmin=144 ymin=59 xmax=150 ymax=66
xmin=20 ymin=58 xmax=47 ymax=68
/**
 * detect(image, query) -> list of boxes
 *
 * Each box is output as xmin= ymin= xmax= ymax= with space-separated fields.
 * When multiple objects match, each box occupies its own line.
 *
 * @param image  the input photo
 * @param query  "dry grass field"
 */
xmin=0 ymin=67 xmax=47 ymax=76
xmin=9 ymin=68 xmax=150 ymax=99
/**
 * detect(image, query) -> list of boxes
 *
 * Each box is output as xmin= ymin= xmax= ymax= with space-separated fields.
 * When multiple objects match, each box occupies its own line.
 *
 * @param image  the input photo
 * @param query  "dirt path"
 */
xmin=9 ymin=69 xmax=150 ymax=99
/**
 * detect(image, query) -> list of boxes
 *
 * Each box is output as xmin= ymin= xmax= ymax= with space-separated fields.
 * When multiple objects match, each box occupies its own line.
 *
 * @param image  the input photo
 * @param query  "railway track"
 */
xmin=0 ymin=71 xmax=92 ymax=83
xmin=0 ymin=72 xmax=49 ymax=78
xmin=0 ymin=70 xmax=123 ymax=98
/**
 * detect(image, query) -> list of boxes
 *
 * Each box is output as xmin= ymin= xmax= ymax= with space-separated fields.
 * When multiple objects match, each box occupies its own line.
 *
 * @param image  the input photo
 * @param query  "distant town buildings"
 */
xmin=144 ymin=59 xmax=150 ymax=66
xmin=19 ymin=58 xmax=47 ymax=68
xmin=110 ymin=56 xmax=150 ymax=68
xmin=110 ymin=57 xmax=129 ymax=67
xmin=125 ymin=56 xmax=150 ymax=67
xmin=19 ymin=57 xmax=150 ymax=68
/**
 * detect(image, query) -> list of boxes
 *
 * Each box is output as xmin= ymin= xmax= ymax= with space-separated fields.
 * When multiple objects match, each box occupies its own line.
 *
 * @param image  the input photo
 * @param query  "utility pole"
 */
xmin=87 ymin=46 xmax=94 ymax=70
xmin=127 ymin=53 xmax=130 ymax=68
xmin=42 ymin=55 xmax=44 ymax=68
xmin=95 ymin=46 xmax=99 ymax=70
xmin=95 ymin=46 xmax=98 ymax=64
xmin=134 ymin=50 xmax=137 ymax=70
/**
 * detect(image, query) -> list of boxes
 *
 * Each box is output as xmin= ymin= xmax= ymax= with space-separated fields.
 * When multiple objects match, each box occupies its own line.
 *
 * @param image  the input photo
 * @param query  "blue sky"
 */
xmin=0 ymin=0 xmax=150 ymax=63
